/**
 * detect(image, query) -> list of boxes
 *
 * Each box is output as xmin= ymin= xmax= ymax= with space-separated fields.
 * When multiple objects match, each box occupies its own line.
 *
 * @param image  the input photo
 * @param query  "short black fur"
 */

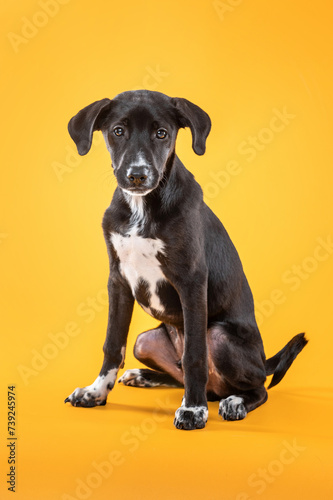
xmin=65 ymin=90 xmax=308 ymax=430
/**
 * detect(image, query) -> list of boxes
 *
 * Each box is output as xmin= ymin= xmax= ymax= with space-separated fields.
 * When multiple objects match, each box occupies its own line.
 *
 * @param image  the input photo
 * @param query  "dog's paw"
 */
xmin=218 ymin=395 xmax=247 ymax=421
xmin=118 ymin=369 xmax=153 ymax=387
xmin=65 ymin=370 xmax=118 ymax=407
xmin=174 ymin=405 xmax=208 ymax=430
xmin=64 ymin=387 xmax=107 ymax=407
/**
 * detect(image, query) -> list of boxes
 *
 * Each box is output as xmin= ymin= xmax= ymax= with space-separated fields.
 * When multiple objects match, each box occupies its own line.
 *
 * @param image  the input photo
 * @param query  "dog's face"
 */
xmin=68 ymin=90 xmax=211 ymax=196
xmin=101 ymin=93 xmax=180 ymax=196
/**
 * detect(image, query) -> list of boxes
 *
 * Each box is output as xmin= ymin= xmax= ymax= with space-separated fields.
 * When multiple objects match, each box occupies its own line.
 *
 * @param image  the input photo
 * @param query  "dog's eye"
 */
xmin=114 ymin=127 xmax=124 ymax=137
xmin=156 ymin=129 xmax=167 ymax=139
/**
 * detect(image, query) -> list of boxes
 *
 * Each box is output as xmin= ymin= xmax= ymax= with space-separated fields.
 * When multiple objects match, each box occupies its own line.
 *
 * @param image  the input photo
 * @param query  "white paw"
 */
xmin=174 ymin=404 xmax=208 ymax=430
xmin=65 ymin=369 xmax=117 ymax=407
xmin=64 ymin=386 xmax=107 ymax=407
xmin=219 ymin=395 xmax=247 ymax=421
xmin=118 ymin=369 xmax=152 ymax=387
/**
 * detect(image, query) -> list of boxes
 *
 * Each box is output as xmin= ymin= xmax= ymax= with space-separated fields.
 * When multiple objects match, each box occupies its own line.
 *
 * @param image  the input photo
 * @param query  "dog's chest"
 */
xmin=110 ymin=230 xmax=167 ymax=314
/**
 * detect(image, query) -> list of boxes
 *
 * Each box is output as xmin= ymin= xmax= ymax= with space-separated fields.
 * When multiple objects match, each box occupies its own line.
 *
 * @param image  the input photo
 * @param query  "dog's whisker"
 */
xmin=98 ymin=170 xmax=117 ymax=190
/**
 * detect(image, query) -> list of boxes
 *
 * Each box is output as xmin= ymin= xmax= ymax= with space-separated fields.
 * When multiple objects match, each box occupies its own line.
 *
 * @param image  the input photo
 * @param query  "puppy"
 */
xmin=65 ymin=90 xmax=307 ymax=430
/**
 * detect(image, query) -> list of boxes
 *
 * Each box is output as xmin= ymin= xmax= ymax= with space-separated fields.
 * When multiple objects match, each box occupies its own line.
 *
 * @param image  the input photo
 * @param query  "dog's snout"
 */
xmin=127 ymin=167 xmax=148 ymax=186
xmin=127 ymin=173 xmax=148 ymax=184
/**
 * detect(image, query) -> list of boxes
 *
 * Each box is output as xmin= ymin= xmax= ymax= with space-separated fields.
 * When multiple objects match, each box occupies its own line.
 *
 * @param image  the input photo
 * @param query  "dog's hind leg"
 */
xmin=119 ymin=323 xmax=184 ymax=388
xmin=118 ymin=368 xmax=183 ymax=388
xmin=218 ymin=387 xmax=268 ymax=420
xmin=207 ymin=321 xmax=268 ymax=420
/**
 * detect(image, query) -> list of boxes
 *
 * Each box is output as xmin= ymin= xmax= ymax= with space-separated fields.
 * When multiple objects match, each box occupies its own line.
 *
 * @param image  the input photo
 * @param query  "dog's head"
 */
xmin=68 ymin=90 xmax=211 ymax=196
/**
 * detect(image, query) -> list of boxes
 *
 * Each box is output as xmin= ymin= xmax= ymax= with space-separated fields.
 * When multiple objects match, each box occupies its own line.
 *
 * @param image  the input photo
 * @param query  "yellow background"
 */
xmin=1 ymin=0 xmax=333 ymax=498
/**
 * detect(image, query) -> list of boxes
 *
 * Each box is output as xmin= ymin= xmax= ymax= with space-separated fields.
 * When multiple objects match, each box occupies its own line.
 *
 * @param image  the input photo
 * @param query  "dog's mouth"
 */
xmin=118 ymin=172 xmax=159 ymax=196
xmin=121 ymin=186 xmax=155 ymax=197
xmin=115 ymin=164 xmax=161 ymax=196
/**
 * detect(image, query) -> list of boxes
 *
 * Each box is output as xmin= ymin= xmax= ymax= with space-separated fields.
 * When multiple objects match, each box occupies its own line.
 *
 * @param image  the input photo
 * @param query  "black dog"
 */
xmin=65 ymin=90 xmax=307 ymax=430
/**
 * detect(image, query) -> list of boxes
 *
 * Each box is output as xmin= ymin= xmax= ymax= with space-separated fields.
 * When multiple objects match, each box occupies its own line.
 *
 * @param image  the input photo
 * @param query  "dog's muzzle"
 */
xmin=127 ymin=166 xmax=148 ymax=187
xmin=119 ymin=165 xmax=158 ymax=195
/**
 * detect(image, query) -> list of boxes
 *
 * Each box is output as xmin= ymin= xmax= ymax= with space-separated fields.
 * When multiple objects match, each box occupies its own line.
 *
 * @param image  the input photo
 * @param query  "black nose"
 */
xmin=127 ymin=167 xmax=148 ymax=186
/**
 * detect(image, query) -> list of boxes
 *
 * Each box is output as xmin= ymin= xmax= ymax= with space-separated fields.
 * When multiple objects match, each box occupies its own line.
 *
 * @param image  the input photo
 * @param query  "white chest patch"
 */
xmin=110 ymin=230 xmax=167 ymax=314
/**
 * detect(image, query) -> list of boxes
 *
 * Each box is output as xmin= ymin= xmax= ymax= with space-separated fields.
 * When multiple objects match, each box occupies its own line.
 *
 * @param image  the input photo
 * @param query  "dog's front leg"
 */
xmin=174 ymin=278 xmax=209 ymax=430
xmin=65 ymin=277 xmax=134 ymax=407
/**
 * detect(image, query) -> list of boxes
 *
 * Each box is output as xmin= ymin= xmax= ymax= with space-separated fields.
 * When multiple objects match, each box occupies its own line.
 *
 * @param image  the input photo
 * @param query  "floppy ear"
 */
xmin=172 ymin=97 xmax=211 ymax=155
xmin=68 ymin=98 xmax=112 ymax=155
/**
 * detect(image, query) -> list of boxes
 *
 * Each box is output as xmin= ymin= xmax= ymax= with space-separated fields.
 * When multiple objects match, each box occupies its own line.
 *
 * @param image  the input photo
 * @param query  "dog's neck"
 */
xmin=123 ymin=193 xmax=146 ymax=234
xmin=120 ymin=151 xmax=203 ymax=236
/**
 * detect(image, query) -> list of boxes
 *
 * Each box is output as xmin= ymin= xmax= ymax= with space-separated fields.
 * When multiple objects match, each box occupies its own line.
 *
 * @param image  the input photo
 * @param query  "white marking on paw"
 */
xmin=226 ymin=396 xmax=243 ymax=406
xmin=66 ymin=368 xmax=118 ymax=406
xmin=118 ymin=369 xmax=140 ymax=383
xmin=219 ymin=395 xmax=247 ymax=421
xmin=175 ymin=405 xmax=208 ymax=422
xmin=86 ymin=368 xmax=118 ymax=396
xmin=174 ymin=402 xmax=209 ymax=429
xmin=177 ymin=396 xmax=209 ymax=421
xmin=118 ymin=369 xmax=157 ymax=387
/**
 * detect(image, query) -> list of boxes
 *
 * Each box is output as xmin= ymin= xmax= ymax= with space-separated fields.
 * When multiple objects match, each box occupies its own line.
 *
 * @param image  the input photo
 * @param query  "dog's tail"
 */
xmin=265 ymin=333 xmax=308 ymax=389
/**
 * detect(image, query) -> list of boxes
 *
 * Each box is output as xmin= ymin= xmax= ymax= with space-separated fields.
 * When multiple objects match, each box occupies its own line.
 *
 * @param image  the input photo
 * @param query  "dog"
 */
xmin=64 ymin=90 xmax=308 ymax=430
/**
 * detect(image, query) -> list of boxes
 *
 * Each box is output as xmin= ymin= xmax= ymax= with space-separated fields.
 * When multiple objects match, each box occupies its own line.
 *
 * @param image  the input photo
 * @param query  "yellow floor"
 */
xmin=1 ymin=376 xmax=332 ymax=500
